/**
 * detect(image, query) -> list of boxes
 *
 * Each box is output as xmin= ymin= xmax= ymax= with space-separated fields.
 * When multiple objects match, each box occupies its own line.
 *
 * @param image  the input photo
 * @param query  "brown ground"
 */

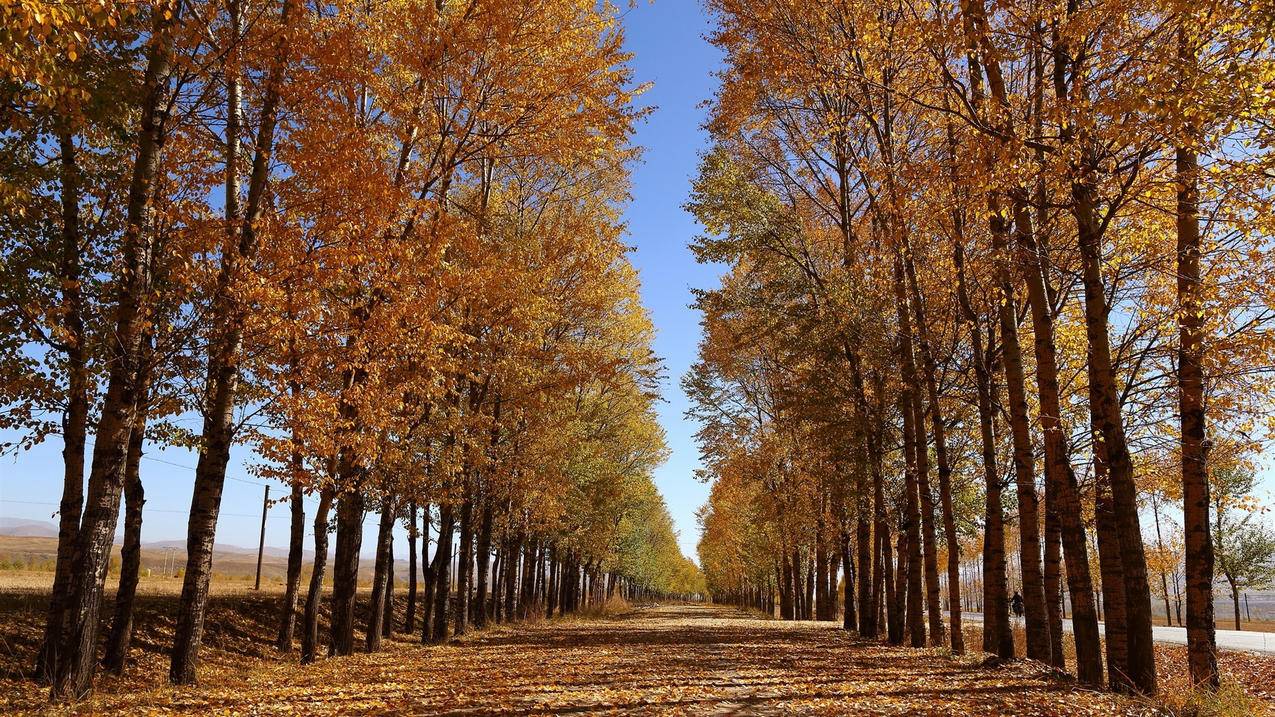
xmin=2 ymin=597 xmax=1168 ymax=716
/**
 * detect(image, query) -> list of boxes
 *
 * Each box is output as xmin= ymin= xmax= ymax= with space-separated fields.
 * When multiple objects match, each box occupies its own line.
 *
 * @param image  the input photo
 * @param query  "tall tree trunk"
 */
xmin=504 ymin=533 xmax=519 ymax=620
xmin=559 ymin=552 xmax=573 ymax=615
xmin=960 ymin=0 xmax=1052 ymax=664
xmin=872 ymin=426 xmax=890 ymax=641
xmin=430 ymin=503 xmax=455 ymax=643
xmin=102 ymin=414 xmax=146 ymax=674
xmin=856 ymin=472 xmax=873 ymax=636
xmin=955 ymin=242 xmax=1012 ymax=658
xmin=790 ymin=548 xmax=800 ymax=617
xmin=520 ymin=540 xmax=537 ymax=618
xmin=1152 ymin=496 xmax=1174 ymax=627
xmin=912 ymin=398 xmax=944 ymax=646
xmin=38 ymin=127 xmax=90 ymax=683
xmin=842 ymin=531 xmax=856 ymax=630
xmin=366 ymin=501 xmax=395 ymax=652
xmin=804 ymin=553 xmax=815 ymax=620
xmin=300 ymin=490 xmax=332 ymax=665
xmin=1074 ymin=178 xmax=1156 ymax=694
xmin=454 ymin=496 xmax=473 ymax=636
xmin=1043 ymin=495 xmax=1065 ymax=669
xmin=898 ymin=525 xmax=917 ymax=645
xmin=815 ymin=514 xmax=828 ymax=621
xmin=545 ymin=544 xmax=558 ymax=619
xmin=792 ymin=551 xmax=803 ymax=620
xmin=405 ymin=503 xmax=418 ymax=634
xmin=1175 ymin=25 xmax=1219 ymax=681
xmin=1094 ymin=445 xmax=1130 ymax=691
xmin=903 ymin=252 xmax=963 ymax=652
xmin=383 ymin=542 xmax=394 ymax=638
xmin=50 ymin=1 xmax=179 ymax=698
xmin=572 ymin=559 xmax=582 ymax=612
xmin=276 ymin=481 xmax=306 ymax=650
xmin=781 ymin=552 xmax=794 ymax=620
xmin=901 ymin=455 xmax=924 ymax=647
xmin=894 ymin=258 xmax=927 ymax=648
xmin=1173 ymin=570 xmax=1184 ymax=627
xmin=1044 ymin=8 xmax=1154 ymax=688
xmin=328 ymin=491 xmax=365 ymax=657
xmin=492 ymin=548 xmax=505 ymax=622
xmin=990 ymin=205 xmax=1051 ymax=662
xmin=474 ymin=497 xmax=493 ymax=628
xmin=540 ymin=545 xmax=553 ymax=605
xmin=536 ymin=544 xmax=548 ymax=607
xmin=1012 ymin=195 xmax=1104 ymax=683
xmin=420 ymin=504 xmax=435 ymax=638
xmin=882 ymin=523 xmax=900 ymax=644
xmin=845 ymin=348 xmax=876 ymax=636
xmin=170 ymin=0 xmax=296 ymax=684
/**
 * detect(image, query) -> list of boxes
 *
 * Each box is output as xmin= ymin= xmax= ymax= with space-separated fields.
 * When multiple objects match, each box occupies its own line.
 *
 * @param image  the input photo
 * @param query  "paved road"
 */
xmin=962 ymin=612 xmax=1275 ymax=654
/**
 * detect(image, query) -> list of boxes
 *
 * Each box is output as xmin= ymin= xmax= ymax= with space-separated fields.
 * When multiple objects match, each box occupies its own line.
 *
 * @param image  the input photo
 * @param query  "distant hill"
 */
xmin=0 ymin=517 xmax=58 ymax=538
xmin=0 ymin=521 xmax=297 ymax=555
xmin=0 ymin=535 xmax=410 ymax=583
xmin=141 ymin=539 xmax=305 ymax=560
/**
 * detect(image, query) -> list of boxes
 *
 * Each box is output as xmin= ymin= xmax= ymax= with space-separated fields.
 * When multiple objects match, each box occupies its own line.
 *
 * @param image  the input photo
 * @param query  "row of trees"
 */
xmin=689 ymin=0 xmax=1274 ymax=697
xmin=1 ymin=0 xmax=701 ymax=701
xmin=903 ymin=461 xmax=1275 ymax=639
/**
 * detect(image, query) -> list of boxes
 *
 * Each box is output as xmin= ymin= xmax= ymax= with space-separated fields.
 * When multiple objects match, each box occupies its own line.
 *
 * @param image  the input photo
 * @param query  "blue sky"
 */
xmin=0 ymin=1 xmax=722 ymax=563
xmin=621 ymin=0 xmax=723 ymax=560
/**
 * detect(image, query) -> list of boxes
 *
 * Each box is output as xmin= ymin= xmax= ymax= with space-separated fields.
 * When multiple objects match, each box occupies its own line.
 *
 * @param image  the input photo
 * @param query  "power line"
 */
xmin=0 ymin=499 xmax=63 ymax=508
xmin=136 ymin=453 xmax=276 ymax=489
xmin=75 ymin=438 xmax=321 ymax=507
xmin=0 ymin=497 xmax=260 ymax=520
xmin=83 ymin=438 xmax=271 ymax=488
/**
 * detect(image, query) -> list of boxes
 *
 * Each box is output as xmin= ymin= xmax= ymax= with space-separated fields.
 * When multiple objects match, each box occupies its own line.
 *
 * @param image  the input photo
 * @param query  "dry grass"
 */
xmin=0 ymin=536 xmax=397 ymax=591
xmin=0 ymin=570 xmax=294 ymax=597
xmin=962 ymin=623 xmax=1274 ymax=716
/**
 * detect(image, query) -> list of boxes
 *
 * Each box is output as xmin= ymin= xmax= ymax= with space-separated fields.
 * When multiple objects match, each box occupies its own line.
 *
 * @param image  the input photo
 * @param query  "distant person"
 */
xmin=1011 ymin=591 xmax=1024 ymax=618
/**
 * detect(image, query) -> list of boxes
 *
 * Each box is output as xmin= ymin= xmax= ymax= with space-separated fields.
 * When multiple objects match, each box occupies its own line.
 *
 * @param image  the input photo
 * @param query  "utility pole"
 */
xmin=255 ymin=484 xmax=269 ymax=590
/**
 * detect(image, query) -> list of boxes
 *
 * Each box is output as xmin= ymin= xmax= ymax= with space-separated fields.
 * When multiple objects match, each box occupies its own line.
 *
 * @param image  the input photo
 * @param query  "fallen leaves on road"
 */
xmin=3 ymin=603 xmax=1165 ymax=715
